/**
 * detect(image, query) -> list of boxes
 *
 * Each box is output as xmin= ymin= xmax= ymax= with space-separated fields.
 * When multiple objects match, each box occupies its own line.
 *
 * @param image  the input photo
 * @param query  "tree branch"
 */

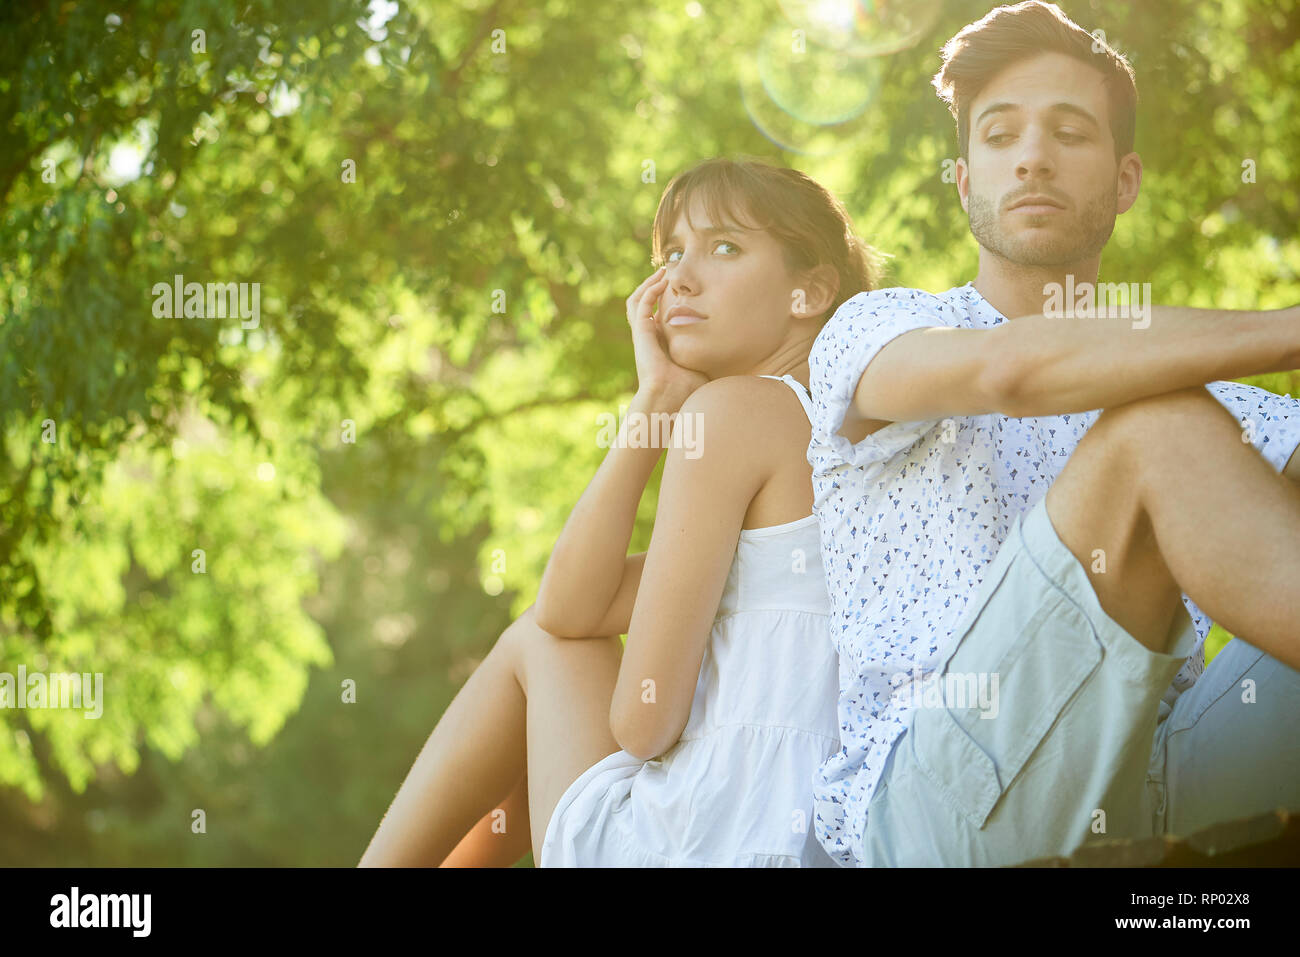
xmin=442 ymin=0 xmax=511 ymax=96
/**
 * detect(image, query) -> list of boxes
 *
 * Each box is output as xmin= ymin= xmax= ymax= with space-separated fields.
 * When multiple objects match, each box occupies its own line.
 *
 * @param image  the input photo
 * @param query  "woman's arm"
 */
xmin=609 ymin=376 xmax=779 ymax=760
xmin=531 ymin=394 xmax=662 ymax=638
xmin=533 ymin=266 xmax=706 ymax=638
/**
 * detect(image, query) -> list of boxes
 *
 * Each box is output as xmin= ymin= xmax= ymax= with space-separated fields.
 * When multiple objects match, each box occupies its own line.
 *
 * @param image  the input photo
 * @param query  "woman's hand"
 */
xmin=626 ymin=266 xmax=709 ymax=415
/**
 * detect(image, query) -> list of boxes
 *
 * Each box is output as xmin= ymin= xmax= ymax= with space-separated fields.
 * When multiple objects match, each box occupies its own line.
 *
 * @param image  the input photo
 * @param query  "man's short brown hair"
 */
xmin=932 ymin=1 xmax=1138 ymax=159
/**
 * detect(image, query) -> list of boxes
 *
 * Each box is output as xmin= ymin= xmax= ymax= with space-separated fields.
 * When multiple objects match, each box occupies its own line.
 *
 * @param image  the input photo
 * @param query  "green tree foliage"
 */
xmin=0 ymin=0 xmax=1296 ymax=863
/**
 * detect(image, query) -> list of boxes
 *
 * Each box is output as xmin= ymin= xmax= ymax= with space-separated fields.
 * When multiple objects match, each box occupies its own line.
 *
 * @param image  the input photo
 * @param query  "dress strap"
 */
xmin=756 ymin=374 xmax=815 ymax=426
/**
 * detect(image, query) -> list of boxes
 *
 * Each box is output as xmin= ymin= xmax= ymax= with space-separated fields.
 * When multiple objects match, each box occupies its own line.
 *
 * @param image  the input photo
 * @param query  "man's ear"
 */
xmin=1115 ymin=151 xmax=1142 ymax=215
xmin=793 ymin=263 xmax=839 ymax=322
xmin=955 ymin=156 xmax=971 ymax=213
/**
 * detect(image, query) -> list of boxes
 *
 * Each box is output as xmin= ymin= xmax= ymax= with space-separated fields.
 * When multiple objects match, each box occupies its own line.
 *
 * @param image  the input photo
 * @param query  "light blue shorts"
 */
xmin=859 ymin=497 xmax=1300 ymax=867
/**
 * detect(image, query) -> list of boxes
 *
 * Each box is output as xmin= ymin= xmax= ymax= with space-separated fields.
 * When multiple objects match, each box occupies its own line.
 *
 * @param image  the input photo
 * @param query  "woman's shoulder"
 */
xmin=680 ymin=375 xmax=808 ymax=425
xmin=676 ymin=375 xmax=810 ymax=462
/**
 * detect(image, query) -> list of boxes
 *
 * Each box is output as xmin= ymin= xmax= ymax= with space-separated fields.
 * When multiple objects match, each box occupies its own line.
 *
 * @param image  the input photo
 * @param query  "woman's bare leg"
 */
xmin=359 ymin=611 xmax=529 ymax=866
xmin=359 ymin=606 xmax=622 ymax=866
xmin=439 ymin=775 xmax=532 ymax=867
xmin=512 ymin=615 xmax=623 ymax=862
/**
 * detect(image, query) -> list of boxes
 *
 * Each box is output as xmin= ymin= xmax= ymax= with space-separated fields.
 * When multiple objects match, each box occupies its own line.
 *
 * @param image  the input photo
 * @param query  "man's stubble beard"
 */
xmin=967 ymin=177 xmax=1119 ymax=268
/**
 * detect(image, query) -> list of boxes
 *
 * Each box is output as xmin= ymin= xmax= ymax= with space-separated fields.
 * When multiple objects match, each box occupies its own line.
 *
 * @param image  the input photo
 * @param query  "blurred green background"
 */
xmin=0 ymin=0 xmax=1296 ymax=866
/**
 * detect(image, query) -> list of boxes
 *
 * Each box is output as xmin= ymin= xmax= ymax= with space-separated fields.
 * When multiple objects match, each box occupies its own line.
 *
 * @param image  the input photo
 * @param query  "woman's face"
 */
xmin=657 ymin=196 xmax=815 ymax=379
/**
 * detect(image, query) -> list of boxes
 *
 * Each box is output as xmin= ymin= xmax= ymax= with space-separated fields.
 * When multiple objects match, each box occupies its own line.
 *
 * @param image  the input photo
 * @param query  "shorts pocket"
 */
xmin=907 ymin=582 xmax=1104 ymax=830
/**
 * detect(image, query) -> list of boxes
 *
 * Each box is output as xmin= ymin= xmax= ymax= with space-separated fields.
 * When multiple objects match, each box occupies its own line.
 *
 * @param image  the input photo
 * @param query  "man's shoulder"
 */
xmin=824 ymin=283 xmax=977 ymax=332
xmin=833 ymin=285 xmax=939 ymax=315
xmin=811 ymin=285 xmax=978 ymax=381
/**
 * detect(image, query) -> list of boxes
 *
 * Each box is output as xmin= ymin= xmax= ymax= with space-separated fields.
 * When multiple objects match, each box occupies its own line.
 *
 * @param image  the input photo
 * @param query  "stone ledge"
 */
xmin=1015 ymin=808 xmax=1300 ymax=866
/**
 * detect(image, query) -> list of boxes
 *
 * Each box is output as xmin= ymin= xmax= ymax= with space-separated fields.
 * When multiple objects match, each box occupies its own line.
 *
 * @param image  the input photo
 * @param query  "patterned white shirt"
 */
xmin=807 ymin=282 xmax=1300 ymax=867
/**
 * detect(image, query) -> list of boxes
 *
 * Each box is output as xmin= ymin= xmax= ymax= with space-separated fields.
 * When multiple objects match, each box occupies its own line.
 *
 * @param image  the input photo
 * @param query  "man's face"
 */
xmin=956 ymin=51 xmax=1140 ymax=267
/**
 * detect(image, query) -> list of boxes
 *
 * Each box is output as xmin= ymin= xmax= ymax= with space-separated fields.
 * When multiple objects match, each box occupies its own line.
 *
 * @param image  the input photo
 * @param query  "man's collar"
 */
xmin=959 ymin=281 xmax=1010 ymax=325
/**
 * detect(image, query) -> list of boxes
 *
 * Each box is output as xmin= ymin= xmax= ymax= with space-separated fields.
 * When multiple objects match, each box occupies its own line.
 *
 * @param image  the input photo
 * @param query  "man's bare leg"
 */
xmin=1046 ymin=386 xmax=1300 ymax=667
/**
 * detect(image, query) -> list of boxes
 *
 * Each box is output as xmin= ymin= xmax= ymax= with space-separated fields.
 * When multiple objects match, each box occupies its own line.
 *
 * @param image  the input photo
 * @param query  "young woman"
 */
xmin=359 ymin=158 xmax=881 ymax=867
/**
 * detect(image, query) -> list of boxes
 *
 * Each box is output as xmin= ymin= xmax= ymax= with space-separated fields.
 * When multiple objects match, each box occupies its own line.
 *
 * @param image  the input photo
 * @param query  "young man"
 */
xmin=808 ymin=0 xmax=1300 ymax=867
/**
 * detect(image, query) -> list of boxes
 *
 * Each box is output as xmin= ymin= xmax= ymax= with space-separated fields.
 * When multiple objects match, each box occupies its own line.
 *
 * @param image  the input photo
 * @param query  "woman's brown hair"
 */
xmin=650 ymin=157 xmax=883 ymax=323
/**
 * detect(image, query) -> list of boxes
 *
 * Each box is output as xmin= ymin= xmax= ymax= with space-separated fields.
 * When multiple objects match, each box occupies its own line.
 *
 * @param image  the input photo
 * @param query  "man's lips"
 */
xmin=1008 ymin=195 xmax=1066 ymax=214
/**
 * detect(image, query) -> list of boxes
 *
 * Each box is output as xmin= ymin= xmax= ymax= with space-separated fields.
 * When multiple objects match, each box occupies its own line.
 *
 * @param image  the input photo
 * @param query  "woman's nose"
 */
xmin=667 ymin=258 xmax=698 ymax=294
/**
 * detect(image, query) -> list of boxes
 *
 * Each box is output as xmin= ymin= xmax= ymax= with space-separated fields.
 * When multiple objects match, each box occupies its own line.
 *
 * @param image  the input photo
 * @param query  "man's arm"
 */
xmin=848 ymin=305 xmax=1300 ymax=427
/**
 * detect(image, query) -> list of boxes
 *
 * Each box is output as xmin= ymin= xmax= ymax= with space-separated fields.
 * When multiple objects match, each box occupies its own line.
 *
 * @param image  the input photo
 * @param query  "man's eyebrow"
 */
xmin=663 ymin=224 xmax=749 ymax=245
xmin=974 ymin=101 xmax=1100 ymax=128
xmin=1046 ymin=102 xmax=1100 ymax=126
xmin=973 ymin=102 xmax=1018 ymax=127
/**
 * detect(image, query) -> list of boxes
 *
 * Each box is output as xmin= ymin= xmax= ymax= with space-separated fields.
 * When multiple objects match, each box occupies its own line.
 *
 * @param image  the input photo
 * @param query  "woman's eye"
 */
xmin=986 ymin=132 xmax=1012 ymax=146
xmin=665 ymin=240 xmax=738 ymax=263
xmin=1057 ymin=130 xmax=1085 ymax=142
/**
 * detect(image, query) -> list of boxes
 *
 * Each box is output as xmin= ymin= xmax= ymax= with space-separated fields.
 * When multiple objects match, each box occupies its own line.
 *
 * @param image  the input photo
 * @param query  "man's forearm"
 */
xmin=987 ymin=304 xmax=1300 ymax=418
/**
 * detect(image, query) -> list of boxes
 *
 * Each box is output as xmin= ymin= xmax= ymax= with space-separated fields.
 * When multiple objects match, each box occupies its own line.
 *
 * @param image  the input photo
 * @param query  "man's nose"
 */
xmin=1014 ymin=128 xmax=1055 ymax=180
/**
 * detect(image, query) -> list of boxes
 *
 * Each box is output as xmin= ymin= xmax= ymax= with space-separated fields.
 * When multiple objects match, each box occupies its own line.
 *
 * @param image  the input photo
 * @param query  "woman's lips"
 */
xmin=667 ymin=314 xmax=707 ymax=326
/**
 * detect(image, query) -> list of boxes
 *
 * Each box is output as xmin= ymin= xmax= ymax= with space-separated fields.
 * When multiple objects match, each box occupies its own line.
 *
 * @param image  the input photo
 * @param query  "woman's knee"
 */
xmin=499 ymin=604 xmax=598 ymax=660
xmin=501 ymin=607 xmax=621 ymax=697
xmin=498 ymin=605 xmax=550 ymax=658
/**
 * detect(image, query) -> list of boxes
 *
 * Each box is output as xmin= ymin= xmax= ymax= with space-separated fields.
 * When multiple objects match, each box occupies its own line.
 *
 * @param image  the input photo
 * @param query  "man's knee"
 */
xmin=1090 ymin=386 xmax=1237 ymax=455
xmin=1051 ymin=386 xmax=1237 ymax=510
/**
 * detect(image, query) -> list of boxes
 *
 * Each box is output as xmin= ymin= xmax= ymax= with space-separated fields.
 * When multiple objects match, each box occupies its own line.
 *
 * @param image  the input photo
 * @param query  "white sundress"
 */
xmin=539 ymin=374 xmax=841 ymax=867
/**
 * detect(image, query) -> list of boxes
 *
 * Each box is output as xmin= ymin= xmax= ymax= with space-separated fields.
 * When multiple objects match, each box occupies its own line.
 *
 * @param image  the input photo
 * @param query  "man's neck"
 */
xmin=972 ymin=248 xmax=1102 ymax=320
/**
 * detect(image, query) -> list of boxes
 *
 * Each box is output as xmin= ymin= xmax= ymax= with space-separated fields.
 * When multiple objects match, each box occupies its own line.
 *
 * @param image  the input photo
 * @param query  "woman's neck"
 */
xmin=752 ymin=336 xmax=815 ymax=390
